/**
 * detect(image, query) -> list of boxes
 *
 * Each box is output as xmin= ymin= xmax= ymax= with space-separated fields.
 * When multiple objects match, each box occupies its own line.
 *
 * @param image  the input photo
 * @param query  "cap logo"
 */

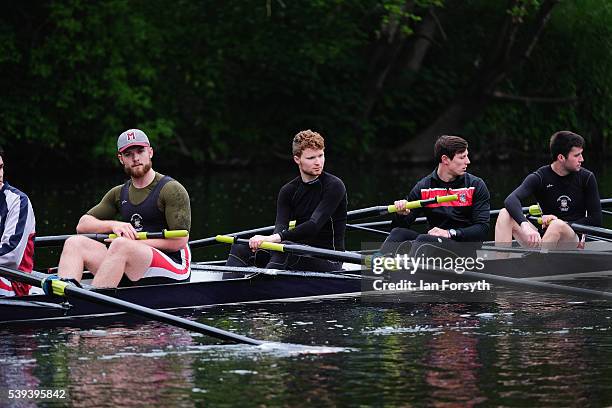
xmin=126 ymin=131 xmax=135 ymax=140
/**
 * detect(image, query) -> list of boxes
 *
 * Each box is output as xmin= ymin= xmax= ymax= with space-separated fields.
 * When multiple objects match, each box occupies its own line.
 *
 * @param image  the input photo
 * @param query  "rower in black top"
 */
xmin=225 ymin=129 xmax=347 ymax=272
xmin=495 ymin=130 xmax=602 ymax=248
xmin=381 ymin=135 xmax=490 ymax=255
xmin=274 ymin=172 xmax=346 ymax=250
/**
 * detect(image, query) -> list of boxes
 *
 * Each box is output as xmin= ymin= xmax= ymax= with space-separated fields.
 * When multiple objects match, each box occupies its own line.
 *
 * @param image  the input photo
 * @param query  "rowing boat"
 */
xmin=0 ymin=265 xmax=362 ymax=323
xmin=5 ymin=201 xmax=612 ymax=325
xmin=4 ymin=239 xmax=612 ymax=324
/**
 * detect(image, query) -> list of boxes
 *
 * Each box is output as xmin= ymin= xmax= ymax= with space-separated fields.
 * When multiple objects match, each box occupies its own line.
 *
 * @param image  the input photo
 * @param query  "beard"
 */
xmin=123 ymin=161 xmax=152 ymax=178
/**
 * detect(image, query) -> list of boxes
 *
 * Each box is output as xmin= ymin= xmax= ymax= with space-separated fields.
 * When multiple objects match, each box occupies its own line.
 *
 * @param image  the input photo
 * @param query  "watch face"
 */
xmin=449 ymin=229 xmax=456 ymax=237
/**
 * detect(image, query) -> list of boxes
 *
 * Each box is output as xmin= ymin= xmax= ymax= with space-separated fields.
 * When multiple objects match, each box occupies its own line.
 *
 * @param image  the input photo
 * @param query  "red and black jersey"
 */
xmin=392 ymin=169 xmax=490 ymax=241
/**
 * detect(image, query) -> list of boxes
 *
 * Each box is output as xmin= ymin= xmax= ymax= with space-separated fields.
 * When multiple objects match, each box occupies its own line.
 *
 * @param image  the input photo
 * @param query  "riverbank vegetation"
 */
xmin=2 ymin=0 xmax=610 ymax=167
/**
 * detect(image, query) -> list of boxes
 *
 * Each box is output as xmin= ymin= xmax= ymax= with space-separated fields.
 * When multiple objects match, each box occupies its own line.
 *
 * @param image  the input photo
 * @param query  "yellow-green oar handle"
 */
xmin=216 ymin=235 xmax=237 ymax=244
xmin=162 ymin=229 xmax=189 ymax=238
xmin=388 ymin=194 xmax=459 ymax=213
xmin=259 ymin=242 xmax=285 ymax=252
xmin=528 ymin=216 xmax=545 ymax=225
xmin=50 ymin=278 xmax=70 ymax=296
xmin=216 ymin=235 xmax=286 ymax=252
xmin=108 ymin=229 xmax=188 ymax=240
xmin=529 ymin=205 xmax=542 ymax=216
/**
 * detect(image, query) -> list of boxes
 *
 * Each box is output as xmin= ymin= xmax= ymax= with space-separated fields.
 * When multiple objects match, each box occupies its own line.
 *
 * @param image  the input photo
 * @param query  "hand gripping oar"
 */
xmin=528 ymin=205 xmax=611 ymax=239
xmin=191 ymin=196 xmax=459 ymax=249
xmin=0 ymin=266 xmax=262 ymax=345
xmin=36 ymin=230 xmax=189 ymax=247
xmin=309 ymin=195 xmax=459 ymax=237
xmin=216 ymin=236 xmax=612 ymax=301
xmin=351 ymin=194 xmax=459 ymax=217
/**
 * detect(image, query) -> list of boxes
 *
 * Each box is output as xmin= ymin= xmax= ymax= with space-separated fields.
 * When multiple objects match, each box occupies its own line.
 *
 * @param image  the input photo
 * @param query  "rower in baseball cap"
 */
xmin=117 ymin=129 xmax=151 ymax=152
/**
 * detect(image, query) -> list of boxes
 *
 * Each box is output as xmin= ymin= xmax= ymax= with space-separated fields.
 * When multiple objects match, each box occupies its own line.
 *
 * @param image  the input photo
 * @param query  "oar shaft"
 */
xmin=36 ymin=230 xmax=188 ymax=247
xmin=571 ymin=223 xmax=612 ymax=240
xmin=426 ymin=266 xmax=612 ymax=301
xmin=387 ymin=194 xmax=458 ymax=213
xmin=63 ymin=284 xmax=262 ymax=345
xmin=0 ymin=267 xmax=262 ymax=345
xmin=346 ymin=223 xmax=389 ymax=236
xmin=190 ymin=225 xmax=276 ymax=247
xmin=192 ymin=199 xmax=612 ymax=249
xmin=216 ymin=236 xmax=364 ymax=264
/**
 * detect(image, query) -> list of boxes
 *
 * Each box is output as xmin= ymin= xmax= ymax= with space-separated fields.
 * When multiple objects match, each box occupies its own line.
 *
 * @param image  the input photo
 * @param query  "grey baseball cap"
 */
xmin=117 ymin=129 xmax=150 ymax=152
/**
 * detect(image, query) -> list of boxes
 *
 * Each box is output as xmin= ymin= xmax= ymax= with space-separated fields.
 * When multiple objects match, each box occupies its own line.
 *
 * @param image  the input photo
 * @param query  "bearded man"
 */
xmin=57 ymin=129 xmax=191 ymax=288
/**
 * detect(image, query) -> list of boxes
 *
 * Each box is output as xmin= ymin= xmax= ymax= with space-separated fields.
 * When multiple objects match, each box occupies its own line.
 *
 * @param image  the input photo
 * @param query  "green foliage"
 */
xmin=0 ymin=0 xmax=610 ymax=165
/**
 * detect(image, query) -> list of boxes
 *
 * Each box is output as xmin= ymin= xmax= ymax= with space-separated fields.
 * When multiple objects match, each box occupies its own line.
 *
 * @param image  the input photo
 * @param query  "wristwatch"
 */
xmin=448 ymin=229 xmax=458 ymax=239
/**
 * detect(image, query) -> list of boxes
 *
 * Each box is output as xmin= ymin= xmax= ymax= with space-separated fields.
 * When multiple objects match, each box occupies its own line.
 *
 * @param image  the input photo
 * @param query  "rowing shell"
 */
xmin=4 ymin=239 xmax=612 ymax=324
xmin=0 ymin=265 xmax=362 ymax=324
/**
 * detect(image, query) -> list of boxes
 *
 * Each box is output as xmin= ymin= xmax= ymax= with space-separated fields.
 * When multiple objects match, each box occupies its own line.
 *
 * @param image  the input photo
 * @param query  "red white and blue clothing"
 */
xmin=0 ymin=182 xmax=36 ymax=296
xmin=390 ymin=169 xmax=490 ymax=241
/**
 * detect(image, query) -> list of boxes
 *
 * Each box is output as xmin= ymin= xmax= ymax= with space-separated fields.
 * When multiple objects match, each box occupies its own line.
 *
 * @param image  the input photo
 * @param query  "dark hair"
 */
xmin=550 ymin=131 xmax=584 ymax=161
xmin=434 ymin=135 xmax=468 ymax=162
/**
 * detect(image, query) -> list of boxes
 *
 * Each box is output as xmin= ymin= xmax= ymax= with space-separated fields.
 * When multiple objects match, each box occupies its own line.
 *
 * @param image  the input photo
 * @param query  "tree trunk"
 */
xmin=362 ymin=3 xmax=439 ymax=120
xmin=395 ymin=0 xmax=560 ymax=162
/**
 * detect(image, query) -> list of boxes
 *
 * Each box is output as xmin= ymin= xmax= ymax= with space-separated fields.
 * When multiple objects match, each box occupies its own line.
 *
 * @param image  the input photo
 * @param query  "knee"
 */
xmin=107 ymin=237 xmax=133 ymax=256
xmin=496 ymin=208 xmax=510 ymax=224
xmin=546 ymin=219 xmax=569 ymax=234
xmin=63 ymin=235 xmax=89 ymax=251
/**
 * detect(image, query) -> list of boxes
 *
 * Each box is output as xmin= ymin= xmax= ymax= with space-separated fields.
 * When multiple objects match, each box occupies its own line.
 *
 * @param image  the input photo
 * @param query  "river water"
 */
xmin=2 ymin=159 xmax=612 ymax=406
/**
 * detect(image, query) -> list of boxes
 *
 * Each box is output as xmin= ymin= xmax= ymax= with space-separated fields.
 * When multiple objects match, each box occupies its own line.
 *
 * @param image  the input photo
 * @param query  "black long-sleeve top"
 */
xmin=274 ymin=171 xmax=347 ymax=250
xmin=504 ymin=165 xmax=602 ymax=226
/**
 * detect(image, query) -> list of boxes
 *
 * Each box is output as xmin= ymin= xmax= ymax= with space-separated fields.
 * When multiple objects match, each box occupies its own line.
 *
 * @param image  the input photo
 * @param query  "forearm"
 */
xmin=505 ymin=175 xmax=539 ymax=224
xmin=76 ymin=214 xmax=120 ymax=234
xmin=279 ymin=221 xmax=317 ymax=241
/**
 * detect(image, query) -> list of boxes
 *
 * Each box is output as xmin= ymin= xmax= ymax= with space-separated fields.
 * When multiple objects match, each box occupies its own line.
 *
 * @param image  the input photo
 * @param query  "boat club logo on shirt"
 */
xmin=130 ymin=213 xmax=144 ymax=231
xmin=420 ymin=187 xmax=475 ymax=207
xmin=557 ymin=195 xmax=571 ymax=212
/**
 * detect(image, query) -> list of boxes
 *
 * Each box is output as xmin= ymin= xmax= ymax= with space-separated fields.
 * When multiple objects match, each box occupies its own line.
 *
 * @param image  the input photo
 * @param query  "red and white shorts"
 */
xmin=143 ymin=245 xmax=191 ymax=281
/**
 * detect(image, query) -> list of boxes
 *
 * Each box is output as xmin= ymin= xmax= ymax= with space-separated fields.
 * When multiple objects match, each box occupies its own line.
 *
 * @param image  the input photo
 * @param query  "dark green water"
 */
xmin=2 ymin=159 xmax=612 ymax=407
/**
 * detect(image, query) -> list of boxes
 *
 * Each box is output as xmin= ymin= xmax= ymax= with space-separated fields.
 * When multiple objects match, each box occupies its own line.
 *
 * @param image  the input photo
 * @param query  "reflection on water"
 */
xmin=2 ymin=294 xmax=612 ymax=406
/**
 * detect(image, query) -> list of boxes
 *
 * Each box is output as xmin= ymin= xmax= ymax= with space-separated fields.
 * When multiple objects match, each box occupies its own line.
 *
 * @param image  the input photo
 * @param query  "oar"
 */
xmin=191 ymin=196 xmax=459 ymax=249
xmin=0 ymin=267 xmax=262 ymax=345
xmin=570 ymin=223 xmax=612 ymax=240
xmin=424 ymin=263 xmax=612 ymax=301
xmin=215 ymin=235 xmax=364 ymax=264
xmin=348 ymin=194 xmax=459 ymax=218
xmin=346 ymin=223 xmax=390 ymax=235
xmin=347 ymin=203 xmax=545 ymax=233
xmin=215 ymin=236 xmax=612 ymax=301
xmin=527 ymin=213 xmax=612 ymax=241
xmin=36 ymin=230 xmax=188 ymax=247
xmin=194 ymin=198 xmax=612 ymax=249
